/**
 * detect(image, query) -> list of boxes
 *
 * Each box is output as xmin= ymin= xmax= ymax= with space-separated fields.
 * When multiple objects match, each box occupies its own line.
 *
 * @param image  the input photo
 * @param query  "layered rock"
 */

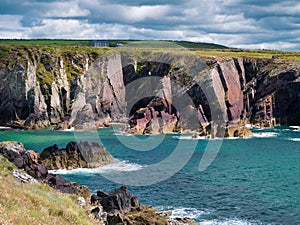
xmin=0 ymin=46 xmax=299 ymax=135
xmin=40 ymin=141 xmax=115 ymax=170
xmin=128 ymin=97 xmax=178 ymax=135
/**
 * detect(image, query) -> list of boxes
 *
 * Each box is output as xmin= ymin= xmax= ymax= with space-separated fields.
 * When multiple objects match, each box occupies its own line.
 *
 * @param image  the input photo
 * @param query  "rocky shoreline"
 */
xmin=0 ymin=141 xmax=197 ymax=225
xmin=0 ymin=47 xmax=299 ymax=137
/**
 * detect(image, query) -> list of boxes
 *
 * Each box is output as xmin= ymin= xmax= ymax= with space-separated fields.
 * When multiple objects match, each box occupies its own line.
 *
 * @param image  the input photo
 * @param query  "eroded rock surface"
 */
xmin=40 ymin=141 xmax=115 ymax=170
xmin=0 ymin=47 xmax=299 ymax=135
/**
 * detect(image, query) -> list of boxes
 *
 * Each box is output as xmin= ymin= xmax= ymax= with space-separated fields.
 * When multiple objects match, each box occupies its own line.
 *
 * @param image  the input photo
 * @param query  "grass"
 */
xmin=193 ymin=49 xmax=300 ymax=61
xmin=0 ymin=155 xmax=93 ymax=225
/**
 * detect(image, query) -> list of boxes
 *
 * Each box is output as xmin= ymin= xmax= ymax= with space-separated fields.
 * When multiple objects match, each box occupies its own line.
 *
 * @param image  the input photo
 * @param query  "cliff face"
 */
xmin=0 ymin=46 xmax=299 ymax=134
xmin=0 ymin=46 xmax=125 ymax=130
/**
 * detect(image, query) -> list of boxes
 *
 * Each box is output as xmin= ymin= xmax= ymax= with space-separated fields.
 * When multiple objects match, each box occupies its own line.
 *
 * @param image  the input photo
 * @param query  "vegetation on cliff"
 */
xmin=0 ymin=41 xmax=299 ymax=134
xmin=0 ymin=155 xmax=93 ymax=225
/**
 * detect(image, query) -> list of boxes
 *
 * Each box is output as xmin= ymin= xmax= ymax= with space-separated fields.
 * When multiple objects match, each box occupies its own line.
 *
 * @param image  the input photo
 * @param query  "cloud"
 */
xmin=0 ymin=0 xmax=299 ymax=51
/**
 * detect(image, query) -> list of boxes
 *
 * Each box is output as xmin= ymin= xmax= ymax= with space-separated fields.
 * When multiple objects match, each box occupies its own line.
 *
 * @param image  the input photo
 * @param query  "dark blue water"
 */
xmin=1 ymin=126 xmax=300 ymax=224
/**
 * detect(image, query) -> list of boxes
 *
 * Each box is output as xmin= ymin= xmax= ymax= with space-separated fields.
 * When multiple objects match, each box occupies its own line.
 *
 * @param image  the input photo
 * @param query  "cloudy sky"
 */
xmin=1 ymin=0 xmax=300 ymax=50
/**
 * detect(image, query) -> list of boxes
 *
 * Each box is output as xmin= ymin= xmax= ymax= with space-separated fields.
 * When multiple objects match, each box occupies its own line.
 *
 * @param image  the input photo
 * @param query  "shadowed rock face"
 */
xmin=40 ymin=141 xmax=115 ymax=170
xmin=0 ymin=48 xmax=299 ymax=134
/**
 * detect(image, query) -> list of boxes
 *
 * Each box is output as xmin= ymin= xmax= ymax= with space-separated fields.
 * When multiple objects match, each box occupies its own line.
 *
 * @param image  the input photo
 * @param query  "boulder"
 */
xmin=92 ymin=185 xmax=140 ymax=215
xmin=12 ymin=170 xmax=38 ymax=184
xmin=46 ymin=174 xmax=78 ymax=194
xmin=76 ymin=197 xmax=86 ymax=207
xmin=0 ymin=142 xmax=26 ymax=162
xmin=40 ymin=141 xmax=115 ymax=170
xmin=224 ymin=125 xmax=253 ymax=138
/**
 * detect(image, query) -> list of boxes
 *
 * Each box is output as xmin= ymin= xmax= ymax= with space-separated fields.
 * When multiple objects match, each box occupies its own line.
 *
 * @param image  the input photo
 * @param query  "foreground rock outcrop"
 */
xmin=90 ymin=185 xmax=196 ymax=225
xmin=0 ymin=141 xmax=89 ymax=195
xmin=0 ymin=46 xmax=299 ymax=136
xmin=40 ymin=141 xmax=115 ymax=170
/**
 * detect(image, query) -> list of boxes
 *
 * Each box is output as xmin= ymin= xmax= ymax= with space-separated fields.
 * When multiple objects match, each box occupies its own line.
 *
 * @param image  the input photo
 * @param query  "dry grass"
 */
xmin=192 ymin=49 xmax=300 ymax=61
xmin=0 ymin=156 xmax=93 ymax=225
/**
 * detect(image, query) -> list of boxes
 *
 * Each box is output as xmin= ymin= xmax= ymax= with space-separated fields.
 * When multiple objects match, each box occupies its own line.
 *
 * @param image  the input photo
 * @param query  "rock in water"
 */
xmin=40 ymin=141 xmax=115 ymax=170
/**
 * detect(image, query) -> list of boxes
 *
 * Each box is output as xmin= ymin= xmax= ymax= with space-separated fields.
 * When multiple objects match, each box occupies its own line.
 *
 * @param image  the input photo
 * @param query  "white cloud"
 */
xmin=44 ymin=2 xmax=90 ymax=17
xmin=0 ymin=0 xmax=300 ymax=51
xmin=0 ymin=15 xmax=28 ymax=38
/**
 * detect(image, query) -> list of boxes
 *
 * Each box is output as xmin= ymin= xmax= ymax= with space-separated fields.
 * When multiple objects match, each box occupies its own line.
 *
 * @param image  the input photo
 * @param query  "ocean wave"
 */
xmin=49 ymin=159 xmax=145 ymax=175
xmin=198 ymin=219 xmax=261 ymax=225
xmin=290 ymin=126 xmax=300 ymax=129
xmin=173 ymin=135 xmax=207 ymax=140
xmin=170 ymin=207 xmax=206 ymax=219
xmin=114 ymin=131 xmax=133 ymax=136
xmin=60 ymin=127 xmax=75 ymax=132
xmin=0 ymin=126 xmax=12 ymax=130
xmin=252 ymin=132 xmax=278 ymax=138
xmin=287 ymin=138 xmax=300 ymax=142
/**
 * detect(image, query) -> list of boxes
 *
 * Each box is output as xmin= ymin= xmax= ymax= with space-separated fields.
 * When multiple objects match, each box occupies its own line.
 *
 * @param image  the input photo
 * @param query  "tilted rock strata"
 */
xmin=0 ymin=47 xmax=299 ymax=136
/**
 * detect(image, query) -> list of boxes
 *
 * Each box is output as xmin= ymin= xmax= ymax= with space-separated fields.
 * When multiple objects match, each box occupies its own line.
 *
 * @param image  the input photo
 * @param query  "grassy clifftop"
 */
xmin=0 ymin=155 xmax=93 ymax=225
xmin=1 ymin=39 xmax=300 ymax=62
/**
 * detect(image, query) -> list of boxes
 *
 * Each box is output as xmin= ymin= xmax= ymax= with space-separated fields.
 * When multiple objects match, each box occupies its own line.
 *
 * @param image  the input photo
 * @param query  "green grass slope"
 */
xmin=0 ymin=155 xmax=93 ymax=225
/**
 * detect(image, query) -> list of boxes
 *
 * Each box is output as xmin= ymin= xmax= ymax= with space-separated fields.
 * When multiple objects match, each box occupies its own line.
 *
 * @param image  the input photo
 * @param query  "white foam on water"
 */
xmin=114 ymin=130 xmax=133 ymax=136
xmin=252 ymin=132 xmax=278 ymax=138
xmin=198 ymin=219 xmax=261 ymax=225
xmin=170 ymin=207 xmax=207 ymax=219
xmin=0 ymin=126 xmax=12 ymax=130
xmin=60 ymin=127 xmax=75 ymax=132
xmin=49 ymin=159 xmax=145 ymax=175
xmin=290 ymin=126 xmax=300 ymax=129
xmin=287 ymin=138 xmax=300 ymax=142
xmin=245 ymin=124 xmax=253 ymax=129
xmin=173 ymin=135 xmax=207 ymax=140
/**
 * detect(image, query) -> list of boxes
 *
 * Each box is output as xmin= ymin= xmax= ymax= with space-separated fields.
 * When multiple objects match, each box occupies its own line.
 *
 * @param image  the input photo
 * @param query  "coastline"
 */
xmin=0 ymin=141 xmax=197 ymax=225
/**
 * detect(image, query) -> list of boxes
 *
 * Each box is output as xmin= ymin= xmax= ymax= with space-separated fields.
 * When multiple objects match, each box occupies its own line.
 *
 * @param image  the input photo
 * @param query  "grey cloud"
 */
xmin=0 ymin=0 xmax=299 ymax=51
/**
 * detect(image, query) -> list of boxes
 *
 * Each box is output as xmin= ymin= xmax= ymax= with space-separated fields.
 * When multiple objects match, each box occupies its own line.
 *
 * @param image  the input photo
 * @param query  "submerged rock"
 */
xmin=40 ymin=141 xmax=115 ymax=170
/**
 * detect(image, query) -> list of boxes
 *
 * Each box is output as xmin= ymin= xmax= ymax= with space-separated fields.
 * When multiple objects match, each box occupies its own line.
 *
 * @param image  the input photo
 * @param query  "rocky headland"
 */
xmin=0 ymin=141 xmax=196 ymax=225
xmin=0 ymin=45 xmax=299 ymax=137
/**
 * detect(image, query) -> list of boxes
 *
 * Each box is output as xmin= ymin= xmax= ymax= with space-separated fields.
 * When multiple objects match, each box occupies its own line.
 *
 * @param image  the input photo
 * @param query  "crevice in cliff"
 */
xmin=233 ymin=58 xmax=245 ymax=90
xmin=106 ymin=73 xmax=124 ymax=116
xmin=216 ymin=64 xmax=233 ymax=122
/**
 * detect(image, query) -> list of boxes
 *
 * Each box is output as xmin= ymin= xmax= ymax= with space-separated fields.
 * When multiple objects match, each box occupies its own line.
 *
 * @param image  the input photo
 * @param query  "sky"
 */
xmin=1 ymin=0 xmax=300 ymax=51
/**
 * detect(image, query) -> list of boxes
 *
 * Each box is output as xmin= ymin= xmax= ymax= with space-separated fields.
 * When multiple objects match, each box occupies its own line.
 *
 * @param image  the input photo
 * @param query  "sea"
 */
xmin=0 ymin=125 xmax=299 ymax=225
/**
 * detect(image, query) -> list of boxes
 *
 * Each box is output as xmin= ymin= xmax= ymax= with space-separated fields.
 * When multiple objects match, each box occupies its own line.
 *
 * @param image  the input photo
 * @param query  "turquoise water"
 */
xmin=1 ymin=126 xmax=300 ymax=224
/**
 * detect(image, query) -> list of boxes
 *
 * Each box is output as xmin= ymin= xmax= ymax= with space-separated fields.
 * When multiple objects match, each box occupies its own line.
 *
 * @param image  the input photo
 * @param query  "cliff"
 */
xmin=0 ymin=45 xmax=299 ymax=136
